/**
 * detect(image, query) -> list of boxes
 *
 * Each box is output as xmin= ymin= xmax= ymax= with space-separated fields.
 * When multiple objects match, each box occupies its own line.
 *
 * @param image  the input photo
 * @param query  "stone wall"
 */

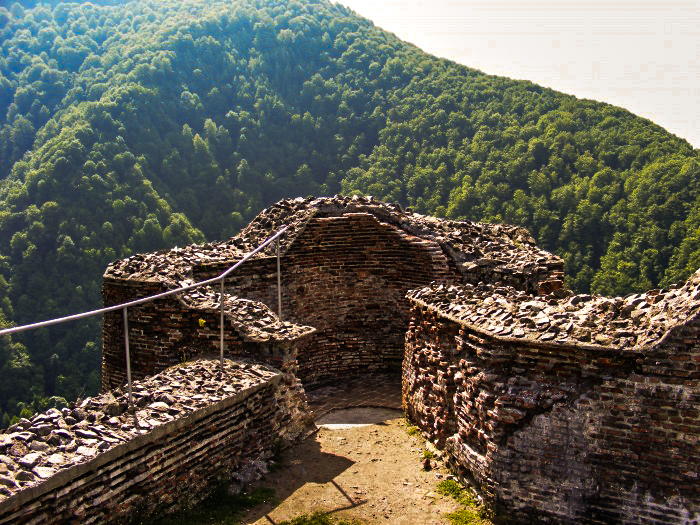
xmin=0 ymin=359 xmax=311 ymax=524
xmin=221 ymin=213 xmax=459 ymax=385
xmin=404 ymin=290 xmax=700 ymax=524
xmin=102 ymin=282 xmax=314 ymax=392
xmin=103 ymin=196 xmax=564 ymax=390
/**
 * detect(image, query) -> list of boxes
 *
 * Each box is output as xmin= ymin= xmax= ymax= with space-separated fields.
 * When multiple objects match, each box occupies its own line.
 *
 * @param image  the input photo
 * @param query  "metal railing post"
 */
xmin=0 ymin=226 xmax=288 ymax=339
xmin=277 ymin=238 xmax=282 ymax=321
xmin=0 ymin=226 xmax=288 ymax=393
xmin=220 ymin=278 xmax=225 ymax=371
xmin=122 ymin=307 xmax=133 ymax=408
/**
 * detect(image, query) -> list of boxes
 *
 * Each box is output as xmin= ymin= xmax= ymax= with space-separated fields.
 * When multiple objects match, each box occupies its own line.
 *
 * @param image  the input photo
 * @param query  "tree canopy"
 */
xmin=0 ymin=0 xmax=697 ymax=425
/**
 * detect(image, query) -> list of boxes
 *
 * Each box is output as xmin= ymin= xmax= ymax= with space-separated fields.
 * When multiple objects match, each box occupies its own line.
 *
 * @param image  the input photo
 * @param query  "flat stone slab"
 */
xmin=316 ymin=408 xmax=403 ymax=430
xmin=305 ymin=373 xmax=402 ymax=420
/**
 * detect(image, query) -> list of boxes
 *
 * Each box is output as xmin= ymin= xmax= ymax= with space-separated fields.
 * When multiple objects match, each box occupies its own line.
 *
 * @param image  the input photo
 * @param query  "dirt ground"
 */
xmin=239 ymin=408 xmax=462 ymax=524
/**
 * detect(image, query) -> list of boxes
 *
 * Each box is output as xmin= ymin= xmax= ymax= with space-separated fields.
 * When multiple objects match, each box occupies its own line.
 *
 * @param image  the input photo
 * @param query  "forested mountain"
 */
xmin=0 ymin=0 xmax=697 ymax=425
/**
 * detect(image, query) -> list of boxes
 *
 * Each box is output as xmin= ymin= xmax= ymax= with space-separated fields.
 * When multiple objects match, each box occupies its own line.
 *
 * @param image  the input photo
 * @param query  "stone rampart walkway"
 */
xmin=305 ymin=373 xmax=402 ymax=419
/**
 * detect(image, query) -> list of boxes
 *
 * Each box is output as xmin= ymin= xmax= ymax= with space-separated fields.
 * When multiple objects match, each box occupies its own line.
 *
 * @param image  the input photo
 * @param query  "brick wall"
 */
xmin=404 ymin=300 xmax=700 ymax=524
xmin=188 ymin=213 xmax=459 ymax=386
xmin=281 ymin=214 xmax=456 ymax=384
xmin=0 ymin=359 xmax=311 ymax=524
xmin=101 ymin=281 xmax=312 ymax=392
xmin=102 ymin=280 xmax=166 ymax=390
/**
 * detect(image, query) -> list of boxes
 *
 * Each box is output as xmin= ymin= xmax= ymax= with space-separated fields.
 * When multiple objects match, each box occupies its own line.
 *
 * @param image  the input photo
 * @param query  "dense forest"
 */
xmin=0 ymin=0 xmax=697 ymax=426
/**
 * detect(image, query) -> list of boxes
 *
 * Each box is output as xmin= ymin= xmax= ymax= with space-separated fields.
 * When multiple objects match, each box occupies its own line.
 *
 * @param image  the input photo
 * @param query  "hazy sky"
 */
xmin=336 ymin=0 xmax=700 ymax=149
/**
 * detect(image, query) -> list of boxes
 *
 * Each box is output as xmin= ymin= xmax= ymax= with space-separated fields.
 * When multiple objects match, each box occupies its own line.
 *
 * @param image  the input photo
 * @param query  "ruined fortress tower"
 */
xmin=101 ymin=195 xmax=564 ymax=389
xmin=1 ymin=196 xmax=698 ymax=524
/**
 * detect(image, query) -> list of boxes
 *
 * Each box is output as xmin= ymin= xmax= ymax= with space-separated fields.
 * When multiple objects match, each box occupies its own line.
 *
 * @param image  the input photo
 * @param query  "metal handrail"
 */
xmin=0 ymin=226 xmax=288 ymax=407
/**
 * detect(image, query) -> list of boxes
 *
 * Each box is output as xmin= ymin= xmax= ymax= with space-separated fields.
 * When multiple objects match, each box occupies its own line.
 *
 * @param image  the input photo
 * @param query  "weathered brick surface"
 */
xmin=0 ymin=359 xmax=311 ymax=524
xmin=103 ymin=198 xmax=563 ymax=389
xmin=101 ymin=283 xmax=314 ymax=391
xmin=201 ymin=213 xmax=453 ymax=384
xmin=263 ymin=213 xmax=457 ymax=384
xmin=405 ymin=285 xmax=700 ymax=524
xmin=403 ymin=307 xmax=460 ymax=448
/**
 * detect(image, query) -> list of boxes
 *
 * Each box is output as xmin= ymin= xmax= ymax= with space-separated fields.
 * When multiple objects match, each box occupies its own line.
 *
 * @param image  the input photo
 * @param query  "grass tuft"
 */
xmin=278 ymin=511 xmax=334 ymax=525
xmin=436 ymin=480 xmax=490 ymax=525
xmin=403 ymin=418 xmax=422 ymax=437
xmin=444 ymin=508 xmax=489 ymax=525
xmin=277 ymin=511 xmax=366 ymax=525
xmin=145 ymin=486 xmax=278 ymax=525
xmin=437 ymin=480 xmax=474 ymax=505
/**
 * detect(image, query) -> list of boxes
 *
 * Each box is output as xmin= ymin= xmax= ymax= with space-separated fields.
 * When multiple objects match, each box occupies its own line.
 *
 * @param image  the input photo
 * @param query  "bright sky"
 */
xmin=336 ymin=0 xmax=700 ymax=149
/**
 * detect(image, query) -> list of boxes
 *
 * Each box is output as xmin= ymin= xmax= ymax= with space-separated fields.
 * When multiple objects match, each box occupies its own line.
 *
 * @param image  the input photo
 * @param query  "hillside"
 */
xmin=0 ymin=0 xmax=698 ymax=424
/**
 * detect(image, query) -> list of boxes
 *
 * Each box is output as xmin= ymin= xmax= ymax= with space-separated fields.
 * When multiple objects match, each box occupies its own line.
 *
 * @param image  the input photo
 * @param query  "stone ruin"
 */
xmin=101 ymin=195 xmax=564 ymax=391
xmin=405 ymin=279 xmax=700 ymax=523
xmin=0 ymin=357 xmax=309 ymax=524
xmin=0 ymin=196 xmax=697 ymax=524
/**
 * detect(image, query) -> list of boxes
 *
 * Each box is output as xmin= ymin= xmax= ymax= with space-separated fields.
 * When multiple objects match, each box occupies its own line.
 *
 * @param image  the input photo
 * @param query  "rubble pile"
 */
xmin=105 ymin=242 xmax=246 ymax=284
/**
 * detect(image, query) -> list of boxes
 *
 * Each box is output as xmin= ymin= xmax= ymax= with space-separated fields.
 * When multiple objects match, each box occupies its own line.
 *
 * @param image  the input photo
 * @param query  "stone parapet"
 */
xmin=0 ymin=358 xmax=311 ymax=524
xmin=104 ymin=195 xmax=564 ymax=293
xmin=408 ymin=269 xmax=700 ymax=349
xmin=404 ymin=280 xmax=700 ymax=524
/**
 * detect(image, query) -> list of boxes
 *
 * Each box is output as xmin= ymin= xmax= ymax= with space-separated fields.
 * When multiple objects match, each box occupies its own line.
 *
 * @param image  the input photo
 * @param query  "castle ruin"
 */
xmin=0 ymin=196 xmax=697 ymax=524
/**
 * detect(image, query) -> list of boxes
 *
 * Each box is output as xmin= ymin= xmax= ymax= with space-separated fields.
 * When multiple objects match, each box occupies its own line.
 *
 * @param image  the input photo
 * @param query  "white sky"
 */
xmin=336 ymin=0 xmax=700 ymax=149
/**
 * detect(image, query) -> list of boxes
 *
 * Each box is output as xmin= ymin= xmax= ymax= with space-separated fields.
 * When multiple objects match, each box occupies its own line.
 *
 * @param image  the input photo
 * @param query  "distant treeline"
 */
xmin=0 ymin=0 xmax=697 ymax=425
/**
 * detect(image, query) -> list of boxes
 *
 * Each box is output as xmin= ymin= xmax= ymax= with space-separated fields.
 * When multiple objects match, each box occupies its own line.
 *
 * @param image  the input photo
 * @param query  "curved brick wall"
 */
xmin=243 ymin=213 xmax=458 ymax=384
xmin=404 ymin=286 xmax=700 ymax=524
xmin=103 ymin=197 xmax=563 ymax=390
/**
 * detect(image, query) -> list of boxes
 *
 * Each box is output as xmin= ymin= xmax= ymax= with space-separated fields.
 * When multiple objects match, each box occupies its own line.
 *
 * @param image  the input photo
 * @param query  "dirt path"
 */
xmin=238 ymin=408 xmax=461 ymax=524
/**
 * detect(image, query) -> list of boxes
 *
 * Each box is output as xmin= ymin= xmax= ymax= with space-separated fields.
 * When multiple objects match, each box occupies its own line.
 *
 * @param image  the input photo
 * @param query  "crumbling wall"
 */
xmin=102 ymin=197 xmax=565 ymax=389
xmin=102 ymin=280 xmax=166 ymax=390
xmin=403 ymin=306 xmax=459 ymax=448
xmin=0 ymin=359 xmax=311 ymax=524
xmin=101 ymin=282 xmax=313 ymax=392
xmin=404 ymin=296 xmax=700 ymax=524
xmin=280 ymin=213 xmax=457 ymax=384
xmin=195 ymin=213 xmax=459 ymax=385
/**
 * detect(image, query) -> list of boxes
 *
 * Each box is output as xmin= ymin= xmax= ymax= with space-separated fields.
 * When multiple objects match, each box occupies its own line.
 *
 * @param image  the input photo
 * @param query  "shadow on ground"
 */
xmin=240 ymin=408 xmax=405 ymax=525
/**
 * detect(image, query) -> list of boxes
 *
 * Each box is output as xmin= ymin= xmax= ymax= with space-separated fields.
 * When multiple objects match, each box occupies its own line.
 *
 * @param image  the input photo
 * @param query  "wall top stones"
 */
xmin=409 ymin=268 xmax=700 ymax=350
xmin=104 ymin=195 xmax=563 ymax=288
xmin=182 ymin=288 xmax=315 ymax=343
xmin=0 ymin=358 xmax=279 ymax=505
